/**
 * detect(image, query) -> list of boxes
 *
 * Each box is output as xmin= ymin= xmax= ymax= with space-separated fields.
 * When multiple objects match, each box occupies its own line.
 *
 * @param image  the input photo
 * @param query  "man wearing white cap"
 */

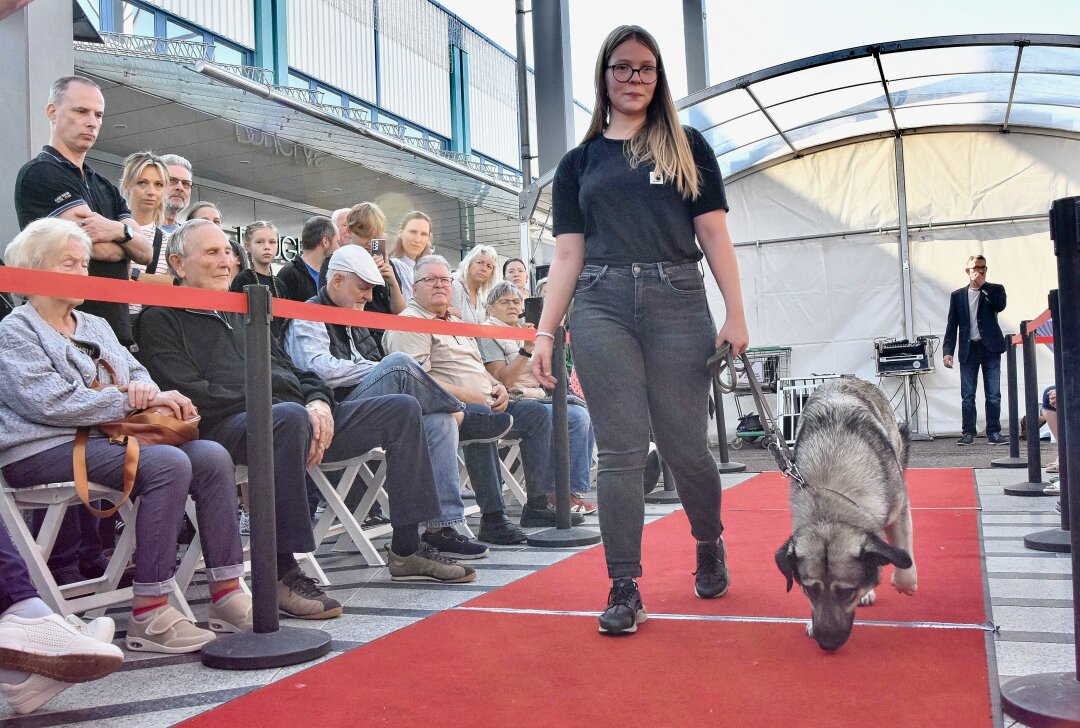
xmin=284 ymin=245 xmax=511 ymax=560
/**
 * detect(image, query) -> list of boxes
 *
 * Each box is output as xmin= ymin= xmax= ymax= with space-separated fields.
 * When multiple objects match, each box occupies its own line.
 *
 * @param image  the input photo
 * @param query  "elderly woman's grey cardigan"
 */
xmin=0 ymin=304 xmax=153 ymax=468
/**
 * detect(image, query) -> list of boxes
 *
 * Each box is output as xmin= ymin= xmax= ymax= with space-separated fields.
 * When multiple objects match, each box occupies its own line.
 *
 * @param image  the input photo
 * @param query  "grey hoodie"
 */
xmin=0 ymin=304 xmax=152 ymax=468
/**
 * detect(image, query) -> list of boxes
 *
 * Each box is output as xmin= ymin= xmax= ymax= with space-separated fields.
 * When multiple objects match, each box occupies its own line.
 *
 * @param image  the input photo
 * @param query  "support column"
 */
xmin=530 ymin=0 xmax=574 ymax=176
xmin=0 ymin=2 xmax=74 ymax=248
xmin=683 ymin=0 xmax=709 ymax=93
xmin=254 ymin=0 xmax=288 ymax=85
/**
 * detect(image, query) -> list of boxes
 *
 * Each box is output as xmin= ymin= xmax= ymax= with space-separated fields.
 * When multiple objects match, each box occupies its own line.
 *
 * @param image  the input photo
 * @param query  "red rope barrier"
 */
xmin=0 ymin=266 xmax=532 ymax=341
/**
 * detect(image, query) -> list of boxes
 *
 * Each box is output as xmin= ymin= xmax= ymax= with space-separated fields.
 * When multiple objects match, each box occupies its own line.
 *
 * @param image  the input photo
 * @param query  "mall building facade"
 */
xmin=2 ymin=0 xmax=586 ymax=266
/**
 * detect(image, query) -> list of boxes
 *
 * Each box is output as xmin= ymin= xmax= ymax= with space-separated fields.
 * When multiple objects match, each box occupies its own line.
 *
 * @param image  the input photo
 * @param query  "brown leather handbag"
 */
xmin=73 ymin=358 xmax=200 ymax=517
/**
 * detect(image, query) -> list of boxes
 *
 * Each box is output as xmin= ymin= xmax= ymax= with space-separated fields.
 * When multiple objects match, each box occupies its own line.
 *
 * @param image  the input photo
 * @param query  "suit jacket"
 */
xmin=943 ymin=281 xmax=1007 ymax=362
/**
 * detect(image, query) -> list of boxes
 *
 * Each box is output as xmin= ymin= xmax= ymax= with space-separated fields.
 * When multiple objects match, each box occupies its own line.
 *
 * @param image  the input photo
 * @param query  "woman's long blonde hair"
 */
xmin=119 ymin=151 xmax=171 ymax=226
xmin=582 ymin=25 xmax=700 ymax=200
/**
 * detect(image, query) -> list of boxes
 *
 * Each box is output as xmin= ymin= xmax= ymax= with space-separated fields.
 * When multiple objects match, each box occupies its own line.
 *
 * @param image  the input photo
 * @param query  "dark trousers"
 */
xmin=570 ymin=262 xmax=724 ymax=579
xmin=960 ymin=340 xmax=1002 ymax=436
xmin=0 ymin=519 xmax=38 ymax=614
xmin=206 ymin=398 xmax=441 ymax=554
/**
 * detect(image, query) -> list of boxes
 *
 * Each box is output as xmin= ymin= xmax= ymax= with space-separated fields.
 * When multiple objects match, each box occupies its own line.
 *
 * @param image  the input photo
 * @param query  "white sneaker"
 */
xmin=0 ymin=613 xmax=123 ymax=683
xmin=0 ymin=616 xmax=120 ymax=715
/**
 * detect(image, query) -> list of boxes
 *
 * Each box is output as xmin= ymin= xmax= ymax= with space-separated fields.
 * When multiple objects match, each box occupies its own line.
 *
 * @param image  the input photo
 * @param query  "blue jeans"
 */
xmin=4 ymin=439 xmax=245 ymax=597
xmin=0 ymin=516 xmax=38 ymax=614
xmin=462 ymin=398 xmax=553 ymax=514
xmin=540 ymin=401 xmax=593 ymax=495
xmin=570 ymin=262 xmax=724 ymax=579
xmin=345 ymin=352 xmax=465 ymax=528
xmin=959 ymin=340 xmax=1002 ymax=436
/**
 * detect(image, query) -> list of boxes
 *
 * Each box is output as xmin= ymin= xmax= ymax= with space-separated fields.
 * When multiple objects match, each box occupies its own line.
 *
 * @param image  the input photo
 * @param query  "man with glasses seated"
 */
xmin=943 ymin=254 xmax=1007 ymax=446
xmin=283 ymin=245 xmax=514 ymax=560
xmin=385 ymin=256 xmax=585 ymax=544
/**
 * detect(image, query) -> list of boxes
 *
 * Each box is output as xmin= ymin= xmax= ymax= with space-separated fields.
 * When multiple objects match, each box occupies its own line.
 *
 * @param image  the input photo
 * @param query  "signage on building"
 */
xmin=234 ymin=124 xmax=329 ymax=167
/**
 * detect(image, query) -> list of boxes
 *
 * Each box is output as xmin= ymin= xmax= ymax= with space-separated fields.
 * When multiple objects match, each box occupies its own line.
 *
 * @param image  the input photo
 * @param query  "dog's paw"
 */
xmin=892 ymin=567 xmax=918 ymax=596
xmin=859 ymin=588 xmax=876 ymax=607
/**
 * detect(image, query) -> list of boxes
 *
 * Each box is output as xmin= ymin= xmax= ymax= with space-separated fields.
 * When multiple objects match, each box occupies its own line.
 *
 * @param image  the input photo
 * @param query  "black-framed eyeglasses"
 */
xmin=969 ymin=266 xmax=988 ymax=272
xmin=607 ymin=64 xmax=659 ymax=84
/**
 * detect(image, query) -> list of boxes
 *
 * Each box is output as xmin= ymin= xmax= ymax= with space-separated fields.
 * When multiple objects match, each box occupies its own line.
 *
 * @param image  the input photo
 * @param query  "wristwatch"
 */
xmin=130 ymin=267 xmax=142 ymax=281
xmin=117 ymin=223 xmax=134 ymax=244
xmin=518 ymin=347 xmax=532 ymax=359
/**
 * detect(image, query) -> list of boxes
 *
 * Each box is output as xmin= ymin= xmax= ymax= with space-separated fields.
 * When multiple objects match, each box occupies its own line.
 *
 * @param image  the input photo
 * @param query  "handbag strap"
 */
xmin=147 ymin=227 xmax=164 ymax=275
xmin=73 ymin=426 xmax=138 ymax=518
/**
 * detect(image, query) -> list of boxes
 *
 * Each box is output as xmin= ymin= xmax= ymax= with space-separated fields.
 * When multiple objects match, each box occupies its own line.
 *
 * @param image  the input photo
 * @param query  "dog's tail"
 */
xmin=898 ymin=423 xmax=911 ymax=471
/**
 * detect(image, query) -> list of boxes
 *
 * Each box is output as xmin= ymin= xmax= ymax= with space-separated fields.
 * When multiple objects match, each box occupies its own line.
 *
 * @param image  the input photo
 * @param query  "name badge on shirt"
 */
xmin=649 ymin=170 xmax=665 ymax=185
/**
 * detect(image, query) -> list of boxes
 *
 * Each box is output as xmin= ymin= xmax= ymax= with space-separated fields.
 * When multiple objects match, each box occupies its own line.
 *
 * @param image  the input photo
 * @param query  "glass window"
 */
xmin=681 ymin=91 xmax=758 ymax=133
xmin=768 ymin=83 xmax=889 ymax=131
xmin=888 ymin=73 xmax=1012 ymax=108
xmin=1012 ymin=73 xmax=1080 ymax=107
xmin=165 ymin=18 xmax=201 ymax=42
xmin=1008 ymin=103 xmax=1080 ymax=133
xmin=699 ymin=111 xmax=778 ymax=157
xmin=786 ymin=112 xmax=896 ymax=151
xmin=76 ymin=0 xmax=100 ymax=29
xmin=402 ymin=125 xmax=425 ymax=139
xmin=122 ymin=1 xmax=154 ymax=36
xmin=880 ymin=46 xmax=1018 ymax=81
xmin=317 ymin=85 xmax=344 ymax=106
xmin=893 ymin=102 xmax=1007 ymax=129
xmin=1019 ymin=46 xmax=1080 ymax=75
xmin=212 ymin=41 xmax=245 ymax=67
xmin=287 ymin=72 xmax=311 ymax=90
xmin=751 ymin=56 xmax=881 ymax=107
xmin=716 ymin=135 xmax=789 ymax=177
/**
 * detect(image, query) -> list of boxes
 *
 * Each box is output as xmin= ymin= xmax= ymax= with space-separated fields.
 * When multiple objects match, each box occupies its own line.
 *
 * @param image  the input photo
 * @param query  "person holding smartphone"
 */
xmin=533 ymin=25 xmax=749 ymax=636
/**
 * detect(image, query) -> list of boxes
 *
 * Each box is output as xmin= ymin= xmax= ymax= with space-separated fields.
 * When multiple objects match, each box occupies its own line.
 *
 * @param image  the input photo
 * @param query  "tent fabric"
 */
xmin=711 ymin=130 xmax=1072 ymax=437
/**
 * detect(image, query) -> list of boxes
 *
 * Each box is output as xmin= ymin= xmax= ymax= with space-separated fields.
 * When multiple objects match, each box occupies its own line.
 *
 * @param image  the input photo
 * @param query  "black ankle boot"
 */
xmin=694 ymin=536 xmax=730 ymax=599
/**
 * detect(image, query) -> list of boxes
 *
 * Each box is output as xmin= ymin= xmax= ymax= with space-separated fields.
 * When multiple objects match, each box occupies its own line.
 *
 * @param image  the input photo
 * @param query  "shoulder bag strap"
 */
xmin=73 ymin=427 xmax=138 ymax=518
xmin=146 ymin=227 xmax=164 ymax=275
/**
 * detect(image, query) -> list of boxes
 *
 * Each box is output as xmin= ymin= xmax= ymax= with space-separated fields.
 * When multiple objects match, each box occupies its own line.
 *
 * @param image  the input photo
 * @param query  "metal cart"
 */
xmin=730 ymin=346 xmax=791 ymax=449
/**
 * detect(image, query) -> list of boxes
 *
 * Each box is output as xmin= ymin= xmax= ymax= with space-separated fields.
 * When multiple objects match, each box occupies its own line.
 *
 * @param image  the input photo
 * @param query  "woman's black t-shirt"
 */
xmin=551 ymin=126 xmax=727 ymax=265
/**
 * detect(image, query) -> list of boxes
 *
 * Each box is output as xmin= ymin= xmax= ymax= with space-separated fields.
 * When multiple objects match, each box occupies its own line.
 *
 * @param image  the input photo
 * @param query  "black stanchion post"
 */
xmin=201 ymin=285 xmax=332 ymax=670
xmin=713 ymin=378 xmax=746 ymax=474
xmin=1004 ymin=320 xmax=1052 ymax=496
xmin=527 ymin=326 xmax=600 ymax=548
xmin=1001 ymin=196 xmax=1080 ymax=726
xmin=1025 ymin=291 xmax=1070 ymax=552
xmin=992 ymin=339 xmax=1026 ymax=468
xmin=645 ymin=454 xmax=682 ymax=504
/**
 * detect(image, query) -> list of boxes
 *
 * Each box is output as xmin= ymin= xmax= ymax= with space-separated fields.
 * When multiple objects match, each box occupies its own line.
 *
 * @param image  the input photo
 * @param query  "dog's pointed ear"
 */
xmin=860 ymin=533 xmax=913 ymax=569
xmin=775 ymin=536 xmax=798 ymax=592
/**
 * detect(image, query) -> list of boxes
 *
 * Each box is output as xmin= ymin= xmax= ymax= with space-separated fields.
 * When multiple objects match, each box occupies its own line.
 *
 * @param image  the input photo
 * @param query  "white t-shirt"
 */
xmin=967 ymin=287 xmax=981 ymax=341
xmin=129 ymin=223 xmax=171 ymax=315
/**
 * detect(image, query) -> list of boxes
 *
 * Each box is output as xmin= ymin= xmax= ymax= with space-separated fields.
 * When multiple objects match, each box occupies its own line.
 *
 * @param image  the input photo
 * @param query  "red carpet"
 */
xmin=186 ymin=468 xmax=992 ymax=727
xmin=186 ymin=612 xmax=993 ymax=728
xmin=468 ymin=469 xmax=986 ymax=623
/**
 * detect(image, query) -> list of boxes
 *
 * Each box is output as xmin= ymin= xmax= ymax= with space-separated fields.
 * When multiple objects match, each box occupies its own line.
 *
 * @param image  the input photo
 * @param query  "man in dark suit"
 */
xmin=943 ymin=254 xmax=1007 ymax=445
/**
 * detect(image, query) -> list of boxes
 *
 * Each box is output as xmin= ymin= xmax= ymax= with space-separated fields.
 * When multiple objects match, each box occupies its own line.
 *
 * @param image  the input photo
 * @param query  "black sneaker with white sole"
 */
xmin=598 ymin=579 xmax=647 ymax=635
xmin=459 ymin=404 xmax=514 ymax=444
xmin=421 ymin=528 xmax=489 ymax=559
xmin=957 ymin=433 xmax=974 ymax=446
xmin=694 ymin=536 xmax=730 ymax=599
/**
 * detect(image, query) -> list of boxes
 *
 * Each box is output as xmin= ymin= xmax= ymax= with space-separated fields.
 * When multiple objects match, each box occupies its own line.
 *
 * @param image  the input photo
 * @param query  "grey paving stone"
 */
xmin=995 ymin=640 xmax=1078 ymax=677
xmin=987 ymin=557 xmax=1073 ymax=575
xmin=992 ymin=606 xmax=1076 ymax=634
xmin=344 ymin=586 xmax=476 ymax=611
xmin=989 ymin=578 xmax=1076 ymax=600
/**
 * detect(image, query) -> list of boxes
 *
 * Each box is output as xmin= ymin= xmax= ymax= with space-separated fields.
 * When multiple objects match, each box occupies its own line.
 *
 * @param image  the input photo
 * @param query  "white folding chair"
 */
xmin=306 ymin=450 xmax=392 ymax=567
xmin=0 ymin=474 xmax=194 ymax=618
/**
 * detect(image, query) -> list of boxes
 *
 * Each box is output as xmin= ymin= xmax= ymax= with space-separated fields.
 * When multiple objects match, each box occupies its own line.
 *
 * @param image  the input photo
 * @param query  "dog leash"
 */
xmin=708 ymin=345 xmax=807 ymax=488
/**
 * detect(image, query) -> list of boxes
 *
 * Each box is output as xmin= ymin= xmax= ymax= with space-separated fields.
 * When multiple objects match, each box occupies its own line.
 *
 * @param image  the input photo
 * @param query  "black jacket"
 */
xmin=135 ymin=305 xmax=333 ymax=434
xmin=277 ymin=257 xmax=320 ymax=304
xmin=943 ymin=281 xmax=1007 ymax=362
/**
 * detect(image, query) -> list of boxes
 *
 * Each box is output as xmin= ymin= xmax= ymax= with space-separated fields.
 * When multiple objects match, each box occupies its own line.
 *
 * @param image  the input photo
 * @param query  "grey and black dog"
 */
xmin=774 ymin=377 xmax=918 ymax=650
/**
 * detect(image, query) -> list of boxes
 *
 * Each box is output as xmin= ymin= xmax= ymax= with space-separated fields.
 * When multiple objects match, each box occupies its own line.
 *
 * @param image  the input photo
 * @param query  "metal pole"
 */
xmin=530 ymin=0 xmax=575 ymax=176
xmin=201 ymin=286 xmax=331 ymax=669
xmin=527 ymin=326 xmax=600 ymax=547
xmin=992 ymin=340 xmax=1026 ymax=467
xmin=514 ymin=0 xmax=533 ymax=185
xmin=713 ymin=378 xmax=745 ymax=473
xmin=1004 ymin=320 xmax=1052 ymax=496
xmin=1000 ymin=195 xmax=1080 ymax=727
xmin=1054 ymin=289 xmax=1071 ymax=533
xmin=1023 ymin=292 xmax=1071 ymax=551
xmin=682 ymin=0 xmax=709 ymax=93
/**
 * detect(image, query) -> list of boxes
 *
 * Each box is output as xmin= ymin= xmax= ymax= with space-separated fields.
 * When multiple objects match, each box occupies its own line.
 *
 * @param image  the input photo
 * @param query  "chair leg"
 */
xmin=499 ymin=443 xmax=528 ymax=506
xmin=0 ymin=495 xmax=68 ymax=615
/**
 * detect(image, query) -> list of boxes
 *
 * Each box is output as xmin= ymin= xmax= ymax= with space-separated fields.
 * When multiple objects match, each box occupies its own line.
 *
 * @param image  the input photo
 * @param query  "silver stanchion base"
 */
xmin=1002 ymin=672 xmax=1080 ymax=727
xmin=200 ymin=626 xmax=332 ymax=670
xmin=645 ymin=488 xmax=682 ymax=504
xmin=1024 ymin=528 xmax=1072 ymax=553
xmin=717 ymin=461 xmax=747 ymax=474
xmin=909 ymin=432 xmax=934 ymax=442
xmin=1004 ymin=482 xmax=1054 ymax=497
xmin=526 ymin=526 xmax=602 ymax=548
xmin=992 ymin=457 xmax=1028 ymax=468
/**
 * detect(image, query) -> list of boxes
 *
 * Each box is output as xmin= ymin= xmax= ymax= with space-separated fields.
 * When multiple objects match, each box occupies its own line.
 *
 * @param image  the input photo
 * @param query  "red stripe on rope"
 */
xmin=0 ymin=267 xmax=533 ymax=340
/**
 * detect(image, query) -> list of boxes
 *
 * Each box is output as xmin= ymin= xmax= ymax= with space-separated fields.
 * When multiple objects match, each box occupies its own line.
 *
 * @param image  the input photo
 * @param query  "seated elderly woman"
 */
xmin=477 ymin=281 xmax=597 ymax=515
xmin=0 ymin=218 xmax=251 ymax=655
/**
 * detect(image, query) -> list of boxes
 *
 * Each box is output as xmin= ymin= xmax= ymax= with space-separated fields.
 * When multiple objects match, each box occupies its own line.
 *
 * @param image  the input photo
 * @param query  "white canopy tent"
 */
xmin=521 ymin=33 xmax=1080 ymax=438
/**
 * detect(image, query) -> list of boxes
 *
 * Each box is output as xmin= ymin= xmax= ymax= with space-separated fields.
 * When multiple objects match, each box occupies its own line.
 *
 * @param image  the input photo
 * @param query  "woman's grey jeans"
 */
xmin=570 ymin=261 xmax=724 ymax=580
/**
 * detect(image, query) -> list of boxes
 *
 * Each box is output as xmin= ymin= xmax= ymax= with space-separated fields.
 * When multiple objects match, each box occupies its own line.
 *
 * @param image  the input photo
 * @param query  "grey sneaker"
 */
xmin=387 ymin=542 xmax=477 ymax=583
xmin=277 ymin=567 xmax=342 ymax=620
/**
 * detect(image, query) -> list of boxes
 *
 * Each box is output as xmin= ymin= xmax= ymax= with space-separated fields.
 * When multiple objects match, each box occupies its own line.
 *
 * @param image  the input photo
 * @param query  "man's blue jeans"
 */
xmin=346 ymin=352 xmax=466 ymax=527
xmin=960 ymin=340 xmax=1002 ymax=436
xmin=462 ymin=398 xmax=553 ymax=515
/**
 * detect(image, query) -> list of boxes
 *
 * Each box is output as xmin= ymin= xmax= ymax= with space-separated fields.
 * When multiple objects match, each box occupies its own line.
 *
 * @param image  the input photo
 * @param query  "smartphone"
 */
xmin=369 ymin=238 xmax=385 ymax=256
xmin=523 ymin=296 xmax=544 ymax=328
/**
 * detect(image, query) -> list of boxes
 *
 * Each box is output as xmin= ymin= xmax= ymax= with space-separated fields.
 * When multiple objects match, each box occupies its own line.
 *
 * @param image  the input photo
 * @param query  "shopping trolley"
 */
xmin=724 ymin=346 xmax=790 ymax=449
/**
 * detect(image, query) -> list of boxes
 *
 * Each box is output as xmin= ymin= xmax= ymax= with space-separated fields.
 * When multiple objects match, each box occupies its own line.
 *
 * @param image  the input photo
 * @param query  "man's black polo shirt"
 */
xmin=15 ymin=145 xmax=136 ymax=343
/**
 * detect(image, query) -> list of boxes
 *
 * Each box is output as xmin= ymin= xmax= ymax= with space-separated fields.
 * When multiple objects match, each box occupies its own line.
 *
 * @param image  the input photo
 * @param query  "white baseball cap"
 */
xmin=327 ymin=245 xmax=383 ymax=286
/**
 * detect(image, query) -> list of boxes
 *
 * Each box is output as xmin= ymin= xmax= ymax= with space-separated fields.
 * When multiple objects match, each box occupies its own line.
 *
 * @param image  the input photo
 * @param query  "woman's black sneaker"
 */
xmin=694 ymin=536 xmax=730 ymax=599
xmin=519 ymin=504 xmax=585 ymax=528
xmin=599 ymin=579 xmax=647 ymax=635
